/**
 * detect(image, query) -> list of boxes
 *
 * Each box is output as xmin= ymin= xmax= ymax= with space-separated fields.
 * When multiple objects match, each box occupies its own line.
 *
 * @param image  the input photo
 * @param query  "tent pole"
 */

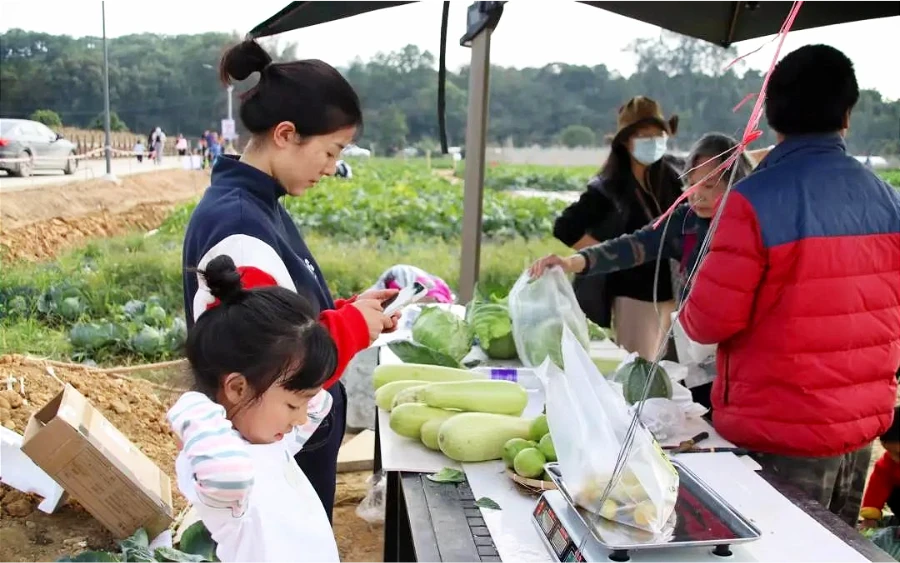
xmin=459 ymin=28 xmax=492 ymax=304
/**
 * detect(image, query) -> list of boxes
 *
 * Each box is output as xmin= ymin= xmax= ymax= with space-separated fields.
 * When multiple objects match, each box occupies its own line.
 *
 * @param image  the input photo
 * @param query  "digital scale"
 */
xmin=531 ymin=462 xmax=762 ymax=562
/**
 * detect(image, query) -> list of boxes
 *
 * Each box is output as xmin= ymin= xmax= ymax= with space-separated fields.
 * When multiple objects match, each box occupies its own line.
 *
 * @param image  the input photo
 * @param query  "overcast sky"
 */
xmin=2 ymin=1 xmax=899 ymax=100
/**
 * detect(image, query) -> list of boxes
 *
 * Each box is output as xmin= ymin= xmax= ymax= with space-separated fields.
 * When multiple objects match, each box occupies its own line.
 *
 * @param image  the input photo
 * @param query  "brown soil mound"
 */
xmin=1 ymin=170 xmax=207 ymax=262
xmin=0 ymin=355 xmax=383 ymax=561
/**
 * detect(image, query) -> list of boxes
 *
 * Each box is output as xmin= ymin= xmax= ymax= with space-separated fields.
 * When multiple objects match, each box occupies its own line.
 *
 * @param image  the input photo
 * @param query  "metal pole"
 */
xmin=101 ymin=1 xmax=112 ymax=176
xmin=227 ymin=85 xmax=234 ymax=121
xmin=458 ymin=28 xmax=492 ymax=304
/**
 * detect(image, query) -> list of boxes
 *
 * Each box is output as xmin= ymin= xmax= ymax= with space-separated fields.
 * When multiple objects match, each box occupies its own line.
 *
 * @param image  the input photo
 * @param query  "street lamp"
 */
xmin=101 ymin=1 xmax=115 ymax=180
xmin=202 ymin=64 xmax=235 ymax=144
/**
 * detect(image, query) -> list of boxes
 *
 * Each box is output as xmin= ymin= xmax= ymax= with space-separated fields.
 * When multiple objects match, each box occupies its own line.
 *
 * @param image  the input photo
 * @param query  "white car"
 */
xmin=341 ymin=144 xmax=371 ymax=158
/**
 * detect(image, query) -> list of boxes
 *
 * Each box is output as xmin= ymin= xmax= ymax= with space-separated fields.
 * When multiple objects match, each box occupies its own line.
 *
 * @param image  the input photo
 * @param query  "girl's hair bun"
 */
xmin=201 ymin=255 xmax=243 ymax=304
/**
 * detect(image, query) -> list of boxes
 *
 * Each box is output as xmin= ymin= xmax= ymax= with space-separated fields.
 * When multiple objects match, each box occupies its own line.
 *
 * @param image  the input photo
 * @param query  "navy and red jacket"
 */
xmin=681 ymin=134 xmax=900 ymax=458
xmin=181 ymin=155 xmax=369 ymax=389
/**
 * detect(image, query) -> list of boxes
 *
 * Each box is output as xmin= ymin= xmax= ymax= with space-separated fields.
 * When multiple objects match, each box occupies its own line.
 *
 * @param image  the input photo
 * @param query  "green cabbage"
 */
xmin=411 ymin=307 xmax=474 ymax=363
xmin=466 ymin=295 xmax=517 ymax=360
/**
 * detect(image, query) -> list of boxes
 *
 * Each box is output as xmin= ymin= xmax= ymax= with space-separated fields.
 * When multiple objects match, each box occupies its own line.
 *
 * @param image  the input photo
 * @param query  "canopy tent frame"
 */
xmin=249 ymin=1 xmax=899 ymax=303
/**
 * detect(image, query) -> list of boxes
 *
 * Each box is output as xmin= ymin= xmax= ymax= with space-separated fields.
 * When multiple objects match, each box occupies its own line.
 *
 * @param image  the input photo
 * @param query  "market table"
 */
xmin=370 ymin=317 xmax=893 ymax=563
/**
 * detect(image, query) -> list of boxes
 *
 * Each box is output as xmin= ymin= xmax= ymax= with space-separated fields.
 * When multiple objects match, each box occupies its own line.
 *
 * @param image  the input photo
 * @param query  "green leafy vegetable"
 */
xmin=59 ymin=524 xmax=218 ymax=562
xmin=178 ymin=521 xmax=218 ymax=562
xmin=466 ymin=289 xmax=517 ymax=360
xmin=475 ymin=497 xmax=501 ymax=510
xmin=411 ymin=307 xmax=473 ymax=363
xmin=427 ymin=467 xmax=466 ymax=483
xmin=388 ymin=340 xmax=462 ymax=368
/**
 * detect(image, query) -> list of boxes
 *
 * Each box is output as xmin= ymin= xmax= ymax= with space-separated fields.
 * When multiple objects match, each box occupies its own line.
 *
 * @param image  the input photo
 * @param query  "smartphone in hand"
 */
xmin=382 ymin=281 xmax=428 ymax=316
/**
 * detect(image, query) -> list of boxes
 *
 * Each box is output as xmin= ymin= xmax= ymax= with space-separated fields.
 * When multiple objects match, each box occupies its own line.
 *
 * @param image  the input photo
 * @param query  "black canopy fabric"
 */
xmin=582 ymin=2 xmax=900 ymax=47
xmin=249 ymin=1 xmax=898 ymax=46
xmin=249 ymin=2 xmax=414 ymax=38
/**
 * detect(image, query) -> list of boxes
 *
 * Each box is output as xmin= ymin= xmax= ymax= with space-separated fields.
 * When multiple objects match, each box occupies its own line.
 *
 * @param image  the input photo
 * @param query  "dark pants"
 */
xmin=751 ymin=444 xmax=873 ymax=527
xmin=294 ymin=381 xmax=347 ymax=524
xmin=690 ymin=382 xmax=713 ymax=420
xmin=888 ymin=487 xmax=900 ymax=523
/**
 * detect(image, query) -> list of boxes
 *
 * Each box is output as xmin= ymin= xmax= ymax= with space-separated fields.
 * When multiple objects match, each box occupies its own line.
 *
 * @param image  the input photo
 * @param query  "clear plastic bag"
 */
xmin=355 ymin=471 xmax=386 ymax=524
xmin=509 ymin=267 xmax=590 ymax=368
xmin=538 ymin=326 xmax=679 ymax=535
xmin=629 ymin=399 xmax=685 ymax=441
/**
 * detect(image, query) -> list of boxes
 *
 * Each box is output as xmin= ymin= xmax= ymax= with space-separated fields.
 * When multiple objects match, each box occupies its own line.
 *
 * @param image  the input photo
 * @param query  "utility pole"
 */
xmin=101 ymin=1 xmax=115 ymax=180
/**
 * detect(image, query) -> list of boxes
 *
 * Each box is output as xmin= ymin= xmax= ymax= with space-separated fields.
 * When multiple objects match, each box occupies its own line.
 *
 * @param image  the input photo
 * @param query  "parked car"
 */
xmin=341 ymin=144 xmax=371 ymax=158
xmin=0 ymin=118 xmax=78 ymax=177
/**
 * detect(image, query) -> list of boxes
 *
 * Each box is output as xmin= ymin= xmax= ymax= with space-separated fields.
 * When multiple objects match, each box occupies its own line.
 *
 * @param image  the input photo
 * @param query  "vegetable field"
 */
xmin=2 ymin=160 xmax=898 ymax=367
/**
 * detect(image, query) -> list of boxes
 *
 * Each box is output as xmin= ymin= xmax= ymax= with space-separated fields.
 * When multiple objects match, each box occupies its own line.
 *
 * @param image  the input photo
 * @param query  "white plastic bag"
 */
xmin=509 ymin=268 xmax=590 ymax=368
xmin=539 ymin=326 xmax=679 ymax=534
xmin=671 ymin=312 xmax=716 ymax=364
xmin=629 ymin=399 xmax=685 ymax=441
xmin=356 ymin=471 xmax=386 ymax=524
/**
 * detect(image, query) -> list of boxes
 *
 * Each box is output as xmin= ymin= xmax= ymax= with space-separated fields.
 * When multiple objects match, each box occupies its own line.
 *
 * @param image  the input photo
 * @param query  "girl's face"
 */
xmin=220 ymin=373 xmax=323 ymax=444
xmin=686 ymin=157 xmax=728 ymax=219
xmin=269 ymin=122 xmax=357 ymax=196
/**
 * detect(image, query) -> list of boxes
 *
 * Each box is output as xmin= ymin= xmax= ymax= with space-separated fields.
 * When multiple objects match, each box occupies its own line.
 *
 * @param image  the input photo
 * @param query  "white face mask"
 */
xmin=632 ymin=136 xmax=668 ymax=165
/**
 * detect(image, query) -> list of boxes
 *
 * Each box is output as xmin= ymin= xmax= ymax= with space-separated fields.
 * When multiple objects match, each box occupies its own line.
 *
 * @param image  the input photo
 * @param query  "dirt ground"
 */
xmin=0 ymin=169 xmax=208 ymax=261
xmin=0 ymin=355 xmax=384 ymax=562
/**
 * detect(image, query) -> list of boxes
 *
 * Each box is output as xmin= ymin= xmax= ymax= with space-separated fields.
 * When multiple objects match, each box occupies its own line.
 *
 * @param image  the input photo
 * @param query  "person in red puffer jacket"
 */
xmin=680 ymin=44 xmax=900 ymax=527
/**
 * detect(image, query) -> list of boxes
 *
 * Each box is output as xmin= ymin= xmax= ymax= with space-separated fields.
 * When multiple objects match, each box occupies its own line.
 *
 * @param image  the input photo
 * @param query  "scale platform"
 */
xmin=532 ymin=461 xmax=761 ymax=562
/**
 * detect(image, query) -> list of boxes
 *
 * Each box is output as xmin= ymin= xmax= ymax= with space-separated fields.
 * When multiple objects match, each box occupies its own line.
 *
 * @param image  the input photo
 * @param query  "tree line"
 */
xmin=2 ymin=29 xmax=897 ymax=155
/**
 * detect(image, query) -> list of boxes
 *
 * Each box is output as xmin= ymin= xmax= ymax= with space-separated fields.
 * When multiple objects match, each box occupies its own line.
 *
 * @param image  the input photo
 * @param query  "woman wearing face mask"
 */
xmin=181 ymin=39 xmax=400 ymax=524
xmin=553 ymin=96 xmax=683 ymax=360
xmin=533 ymin=133 xmax=755 ymax=409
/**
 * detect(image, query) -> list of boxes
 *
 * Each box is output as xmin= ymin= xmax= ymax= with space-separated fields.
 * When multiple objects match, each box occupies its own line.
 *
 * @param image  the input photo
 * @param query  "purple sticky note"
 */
xmin=489 ymin=369 xmax=518 ymax=382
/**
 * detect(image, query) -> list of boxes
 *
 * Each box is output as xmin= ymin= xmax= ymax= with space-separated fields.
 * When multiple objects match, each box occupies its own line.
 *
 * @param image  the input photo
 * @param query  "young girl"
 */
xmin=530 ymin=133 xmax=755 ymax=410
xmin=168 ymin=254 xmax=340 ymax=562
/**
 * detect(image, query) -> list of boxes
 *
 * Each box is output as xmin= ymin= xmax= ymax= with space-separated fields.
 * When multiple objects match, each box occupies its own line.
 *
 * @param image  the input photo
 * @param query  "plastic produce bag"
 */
xmin=356 ymin=471 xmax=386 ymax=524
xmin=629 ymin=399 xmax=685 ymax=441
xmin=509 ymin=268 xmax=590 ymax=368
xmin=539 ymin=326 xmax=679 ymax=534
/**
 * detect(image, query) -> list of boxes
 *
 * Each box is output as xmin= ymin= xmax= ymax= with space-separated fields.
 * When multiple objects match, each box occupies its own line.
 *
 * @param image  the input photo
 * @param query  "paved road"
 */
xmin=0 ymin=157 xmax=185 ymax=193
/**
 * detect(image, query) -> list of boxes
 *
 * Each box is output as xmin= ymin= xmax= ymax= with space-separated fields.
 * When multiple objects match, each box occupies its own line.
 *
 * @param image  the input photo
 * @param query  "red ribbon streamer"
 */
xmin=652 ymin=1 xmax=804 ymax=229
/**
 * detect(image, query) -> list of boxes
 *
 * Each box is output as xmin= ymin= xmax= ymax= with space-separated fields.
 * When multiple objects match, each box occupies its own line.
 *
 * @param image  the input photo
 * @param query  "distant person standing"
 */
xmin=176 ymin=134 xmax=188 ymax=156
xmin=133 ymin=139 xmax=145 ymax=163
xmin=151 ymin=126 xmax=166 ymax=164
xmin=207 ymin=132 xmax=223 ymax=165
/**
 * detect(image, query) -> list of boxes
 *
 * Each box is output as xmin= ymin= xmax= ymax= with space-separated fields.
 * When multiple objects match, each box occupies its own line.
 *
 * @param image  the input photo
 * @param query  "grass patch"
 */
xmin=1 ymin=225 xmax=567 ymax=365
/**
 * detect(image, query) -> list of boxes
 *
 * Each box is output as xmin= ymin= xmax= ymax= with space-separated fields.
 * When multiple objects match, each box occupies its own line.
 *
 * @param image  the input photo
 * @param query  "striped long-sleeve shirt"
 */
xmin=167 ymin=390 xmax=333 ymax=517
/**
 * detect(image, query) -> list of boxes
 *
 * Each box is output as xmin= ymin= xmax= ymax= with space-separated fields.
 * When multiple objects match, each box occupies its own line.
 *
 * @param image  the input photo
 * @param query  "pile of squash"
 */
xmin=374 ymin=363 xmax=534 ymax=463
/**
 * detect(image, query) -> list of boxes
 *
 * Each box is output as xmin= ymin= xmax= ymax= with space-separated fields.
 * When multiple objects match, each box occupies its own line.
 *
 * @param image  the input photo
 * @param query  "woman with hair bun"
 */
xmin=181 ymin=39 xmax=399 ymax=524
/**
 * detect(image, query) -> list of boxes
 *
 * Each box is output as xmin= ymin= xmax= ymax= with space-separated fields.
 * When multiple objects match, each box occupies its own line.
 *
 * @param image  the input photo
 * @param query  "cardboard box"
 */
xmin=21 ymin=384 xmax=174 ymax=539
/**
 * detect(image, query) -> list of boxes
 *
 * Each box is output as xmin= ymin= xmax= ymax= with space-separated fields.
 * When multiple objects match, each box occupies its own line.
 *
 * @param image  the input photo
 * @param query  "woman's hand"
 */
xmin=358 ymin=288 xmax=399 ymax=303
xmin=528 ymin=254 xmax=586 ymax=278
xmin=351 ymin=299 xmax=395 ymax=343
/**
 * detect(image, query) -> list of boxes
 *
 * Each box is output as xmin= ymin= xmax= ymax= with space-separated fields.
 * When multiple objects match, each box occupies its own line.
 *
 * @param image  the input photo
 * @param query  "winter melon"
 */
xmin=391 ymin=385 xmax=428 ymax=410
xmin=389 ymin=403 xmax=453 ymax=439
xmin=612 ymin=357 xmax=672 ymax=405
xmin=437 ymin=413 xmax=532 ymax=462
xmin=375 ymin=380 xmax=429 ymax=411
xmin=420 ymin=413 xmax=456 ymax=450
xmin=373 ymin=363 xmax=476 ymax=390
xmin=421 ymin=380 xmax=527 ymax=416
